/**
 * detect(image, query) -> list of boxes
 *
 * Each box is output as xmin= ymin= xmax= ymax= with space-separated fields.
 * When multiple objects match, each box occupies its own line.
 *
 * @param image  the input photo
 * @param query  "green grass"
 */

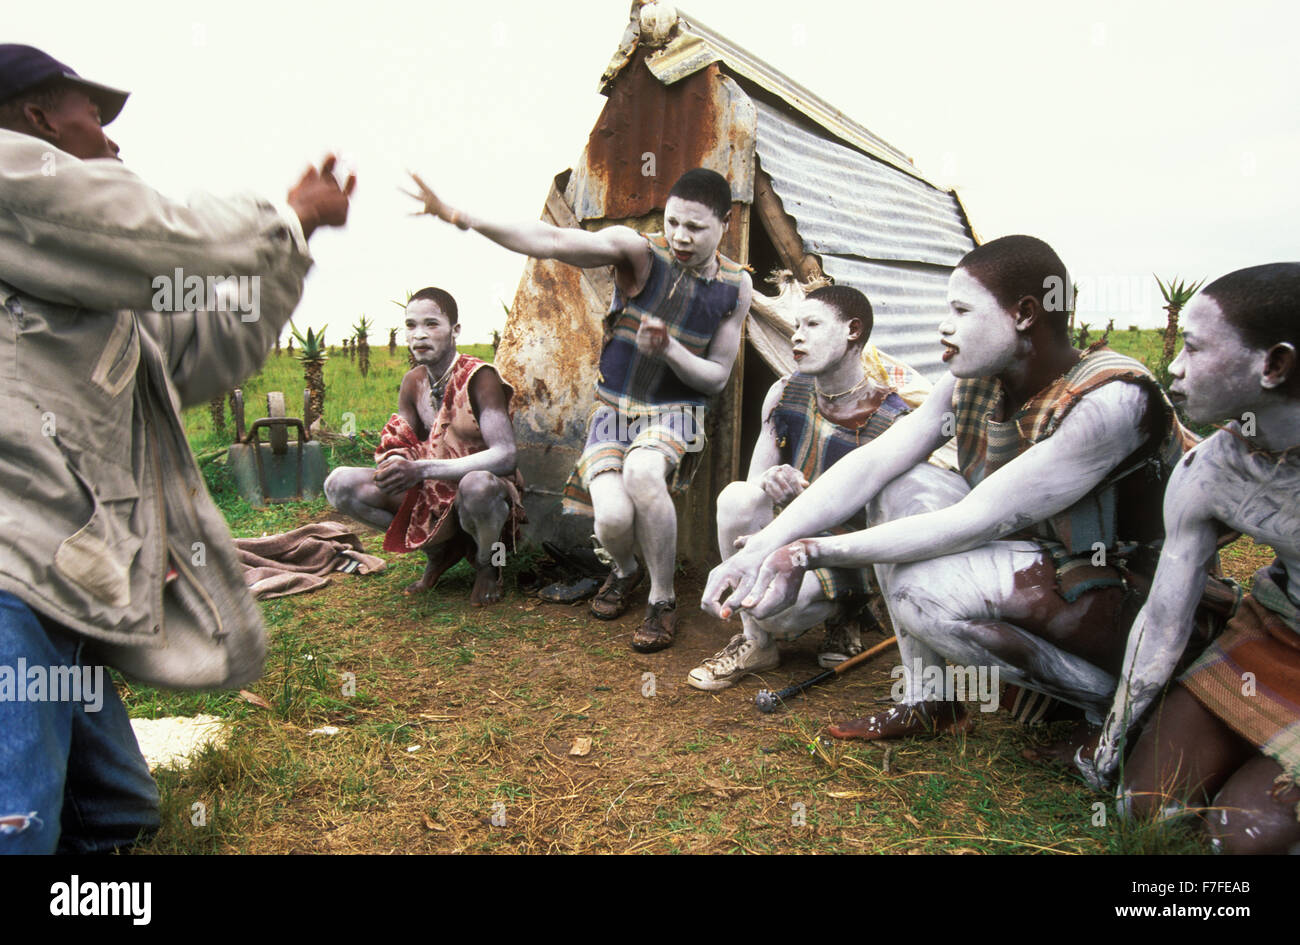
xmin=124 ymin=329 xmax=1251 ymax=855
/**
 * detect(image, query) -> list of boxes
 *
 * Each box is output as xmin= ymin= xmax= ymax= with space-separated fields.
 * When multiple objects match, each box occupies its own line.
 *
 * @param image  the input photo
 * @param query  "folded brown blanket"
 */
xmin=233 ymin=521 xmax=386 ymax=600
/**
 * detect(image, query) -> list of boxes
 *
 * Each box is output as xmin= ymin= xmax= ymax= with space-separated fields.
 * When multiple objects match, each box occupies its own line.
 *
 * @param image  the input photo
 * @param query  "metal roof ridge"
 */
xmin=665 ymin=9 xmax=932 ymax=184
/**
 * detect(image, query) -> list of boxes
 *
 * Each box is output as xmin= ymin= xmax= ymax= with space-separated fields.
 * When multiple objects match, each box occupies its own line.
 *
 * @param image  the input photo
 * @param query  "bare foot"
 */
xmin=404 ymin=537 xmax=470 ymax=594
xmin=1021 ymin=721 xmax=1101 ymax=766
xmin=470 ymin=562 xmax=503 ymax=606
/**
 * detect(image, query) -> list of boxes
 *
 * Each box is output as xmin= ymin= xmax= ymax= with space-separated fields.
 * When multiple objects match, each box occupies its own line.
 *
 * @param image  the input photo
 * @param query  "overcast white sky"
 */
xmin=10 ymin=0 xmax=1299 ymax=339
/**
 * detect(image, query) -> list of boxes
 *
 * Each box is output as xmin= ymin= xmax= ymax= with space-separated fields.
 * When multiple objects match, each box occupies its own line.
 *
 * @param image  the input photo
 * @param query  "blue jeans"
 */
xmin=0 ymin=590 xmax=159 ymax=854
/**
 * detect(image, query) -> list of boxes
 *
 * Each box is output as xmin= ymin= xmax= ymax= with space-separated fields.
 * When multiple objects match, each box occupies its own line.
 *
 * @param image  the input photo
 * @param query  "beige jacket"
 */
xmin=0 ymin=128 xmax=313 ymax=688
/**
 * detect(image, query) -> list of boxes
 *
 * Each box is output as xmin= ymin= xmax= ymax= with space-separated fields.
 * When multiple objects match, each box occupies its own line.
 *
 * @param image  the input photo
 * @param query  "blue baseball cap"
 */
xmin=0 ymin=44 xmax=129 ymax=124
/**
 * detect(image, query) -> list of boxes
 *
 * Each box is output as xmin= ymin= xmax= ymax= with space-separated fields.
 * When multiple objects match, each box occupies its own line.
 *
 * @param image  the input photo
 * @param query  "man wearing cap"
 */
xmin=0 ymin=45 xmax=354 ymax=853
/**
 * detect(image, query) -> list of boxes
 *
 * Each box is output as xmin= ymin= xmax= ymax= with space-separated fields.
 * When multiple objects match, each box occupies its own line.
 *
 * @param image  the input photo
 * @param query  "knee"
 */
xmin=870 ymin=464 xmax=965 ymax=525
xmin=458 ymin=470 xmax=502 ymax=512
xmin=324 ymin=467 xmax=358 ymax=509
xmin=716 ymin=481 xmax=767 ymax=532
xmin=622 ymin=453 xmax=668 ymax=504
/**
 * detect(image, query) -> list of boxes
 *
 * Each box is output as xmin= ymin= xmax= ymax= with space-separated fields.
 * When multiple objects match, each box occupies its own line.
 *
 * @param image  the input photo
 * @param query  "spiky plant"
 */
xmin=354 ymin=315 xmax=373 ymax=377
xmin=291 ymin=323 xmax=328 ymax=431
xmin=1157 ymin=275 xmax=1205 ymax=367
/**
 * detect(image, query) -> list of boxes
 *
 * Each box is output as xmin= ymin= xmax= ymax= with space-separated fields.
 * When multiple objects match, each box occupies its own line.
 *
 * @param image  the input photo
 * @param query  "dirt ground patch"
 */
xmin=131 ymin=516 xmax=1273 ymax=854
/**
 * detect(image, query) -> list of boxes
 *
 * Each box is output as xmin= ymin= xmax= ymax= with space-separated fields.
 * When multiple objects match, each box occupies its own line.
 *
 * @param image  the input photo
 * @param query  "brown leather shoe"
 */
xmin=632 ymin=599 xmax=678 ymax=653
xmin=589 ymin=564 xmax=644 ymax=620
xmin=826 ymin=701 xmax=972 ymax=741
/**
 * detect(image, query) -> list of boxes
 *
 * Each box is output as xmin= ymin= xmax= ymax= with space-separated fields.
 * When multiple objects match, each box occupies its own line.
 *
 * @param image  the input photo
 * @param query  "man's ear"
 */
xmin=1013 ymin=296 xmax=1039 ymax=332
xmin=452 ymin=320 xmax=462 ymax=340
xmin=21 ymin=102 xmax=59 ymax=142
xmin=846 ymin=317 xmax=863 ymax=346
xmin=1261 ymin=342 xmax=1297 ymax=391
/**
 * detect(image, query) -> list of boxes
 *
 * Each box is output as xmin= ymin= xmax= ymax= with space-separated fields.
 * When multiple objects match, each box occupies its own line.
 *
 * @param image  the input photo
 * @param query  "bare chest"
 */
xmin=1205 ymin=450 xmax=1300 ymax=578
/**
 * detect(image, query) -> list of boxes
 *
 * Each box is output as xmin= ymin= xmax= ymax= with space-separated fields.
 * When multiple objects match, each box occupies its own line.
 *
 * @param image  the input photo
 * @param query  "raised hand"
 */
xmin=287 ymin=155 xmax=355 ymax=239
xmin=403 ymin=171 xmax=469 ymax=229
xmin=635 ymin=315 xmax=670 ymax=356
xmin=758 ymin=464 xmax=809 ymax=505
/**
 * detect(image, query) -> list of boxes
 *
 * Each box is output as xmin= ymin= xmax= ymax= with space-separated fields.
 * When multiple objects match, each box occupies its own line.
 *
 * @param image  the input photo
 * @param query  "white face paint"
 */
xmin=405 ymin=298 xmax=459 ymax=368
xmin=663 ymin=196 xmax=727 ymax=272
xmin=939 ymin=268 xmax=1021 ymax=378
xmin=1168 ymin=295 xmax=1269 ymax=425
xmin=790 ymin=298 xmax=857 ymax=376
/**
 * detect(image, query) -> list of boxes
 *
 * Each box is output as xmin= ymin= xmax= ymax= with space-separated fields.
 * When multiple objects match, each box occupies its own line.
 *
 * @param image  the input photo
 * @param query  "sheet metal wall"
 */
xmin=752 ymin=97 xmax=974 ymax=381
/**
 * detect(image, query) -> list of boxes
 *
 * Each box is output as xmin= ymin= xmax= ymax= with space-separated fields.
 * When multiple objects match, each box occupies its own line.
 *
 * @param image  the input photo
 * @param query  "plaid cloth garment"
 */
xmin=1180 ymin=561 xmax=1300 ymax=785
xmin=595 ymin=233 xmax=745 ymax=417
xmin=768 ymin=373 xmax=911 ymax=600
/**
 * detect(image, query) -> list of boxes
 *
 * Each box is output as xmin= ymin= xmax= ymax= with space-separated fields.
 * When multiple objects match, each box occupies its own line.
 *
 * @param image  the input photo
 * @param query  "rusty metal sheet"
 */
xmin=569 ymin=51 xmax=754 ymax=222
xmin=496 ymin=178 xmax=612 ymax=452
xmin=642 ymin=12 xmax=930 ymax=184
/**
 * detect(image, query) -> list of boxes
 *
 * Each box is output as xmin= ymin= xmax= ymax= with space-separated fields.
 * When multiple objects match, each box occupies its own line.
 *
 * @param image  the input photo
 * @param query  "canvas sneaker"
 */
xmin=817 ymin=617 xmax=864 ymax=669
xmin=687 ymin=633 xmax=780 ymax=691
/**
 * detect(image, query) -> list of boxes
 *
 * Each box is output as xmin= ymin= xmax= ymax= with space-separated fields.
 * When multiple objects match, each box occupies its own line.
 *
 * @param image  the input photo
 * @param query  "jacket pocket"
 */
xmin=52 ymin=452 xmax=141 ymax=609
xmin=89 ymin=311 xmax=140 ymax=399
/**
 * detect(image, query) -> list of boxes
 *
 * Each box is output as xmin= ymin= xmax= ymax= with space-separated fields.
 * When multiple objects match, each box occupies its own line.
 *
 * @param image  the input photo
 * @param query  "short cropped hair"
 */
xmin=0 ymin=78 xmax=67 ymax=132
xmin=407 ymin=286 xmax=458 ymax=325
xmin=806 ymin=284 xmax=873 ymax=347
xmin=667 ymin=168 xmax=732 ymax=221
xmin=957 ymin=235 xmax=1071 ymax=336
xmin=1202 ymin=263 xmax=1300 ymax=354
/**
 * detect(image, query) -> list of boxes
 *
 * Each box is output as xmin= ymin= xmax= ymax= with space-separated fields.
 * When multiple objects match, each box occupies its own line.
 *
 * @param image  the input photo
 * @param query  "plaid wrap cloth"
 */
xmin=1180 ymin=561 xmax=1300 ymax=785
xmin=376 ymin=355 xmax=526 ymax=554
xmin=952 ymin=343 xmax=1189 ymax=601
xmin=595 ymin=233 xmax=746 ymax=417
xmin=769 ymin=373 xmax=911 ymax=600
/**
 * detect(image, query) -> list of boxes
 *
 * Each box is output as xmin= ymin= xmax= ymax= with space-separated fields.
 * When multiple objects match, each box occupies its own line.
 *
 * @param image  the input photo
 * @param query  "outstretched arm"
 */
xmin=728 ymin=379 xmax=1151 ymax=619
xmin=700 ymin=371 xmax=956 ymax=617
xmin=405 ymin=172 xmax=651 ymax=290
xmin=1078 ymin=451 xmax=1219 ymax=789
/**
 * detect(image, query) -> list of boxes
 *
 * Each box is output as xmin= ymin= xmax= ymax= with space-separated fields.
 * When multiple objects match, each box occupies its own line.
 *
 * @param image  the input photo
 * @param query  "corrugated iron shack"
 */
xmin=496 ymin=3 xmax=978 ymax=565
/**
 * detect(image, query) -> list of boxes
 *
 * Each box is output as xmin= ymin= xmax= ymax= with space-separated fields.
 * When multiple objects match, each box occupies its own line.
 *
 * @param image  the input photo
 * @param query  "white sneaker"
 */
xmin=687 ymin=633 xmax=780 ymax=691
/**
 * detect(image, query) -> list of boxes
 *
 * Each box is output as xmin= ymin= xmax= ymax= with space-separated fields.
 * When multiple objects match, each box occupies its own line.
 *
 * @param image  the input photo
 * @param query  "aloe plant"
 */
xmin=291 ymin=323 xmax=328 ymax=430
xmin=1157 ymin=275 xmax=1205 ymax=367
xmin=354 ymin=315 xmax=373 ymax=377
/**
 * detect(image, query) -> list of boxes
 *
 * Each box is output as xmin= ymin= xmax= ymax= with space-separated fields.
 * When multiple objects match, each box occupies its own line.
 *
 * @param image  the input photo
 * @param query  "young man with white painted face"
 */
xmin=689 ymin=285 xmax=910 ymax=689
xmin=324 ymin=287 xmax=525 ymax=606
xmin=406 ymin=168 xmax=752 ymax=652
xmin=702 ymin=235 xmax=1186 ymax=741
xmin=1078 ymin=263 xmax=1300 ymax=854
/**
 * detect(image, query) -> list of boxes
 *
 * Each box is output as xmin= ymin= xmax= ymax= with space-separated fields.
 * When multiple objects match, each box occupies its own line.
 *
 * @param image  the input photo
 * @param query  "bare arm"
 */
xmin=405 ymin=172 xmax=651 ymax=289
xmin=811 ymin=380 xmax=1150 ymax=567
xmin=722 ymin=380 xmax=1151 ymax=620
xmin=745 ymin=377 xmax=809 ymax=505
xmin=653 ymin=272 xmax=751 ymax=396
xmin=700 ymin=371 xmax=955 ymax=617
xmin=376 ymin=368 xmax=518 ymax=495
xmin=1079 ymin=450 xmax=1220 ymax=788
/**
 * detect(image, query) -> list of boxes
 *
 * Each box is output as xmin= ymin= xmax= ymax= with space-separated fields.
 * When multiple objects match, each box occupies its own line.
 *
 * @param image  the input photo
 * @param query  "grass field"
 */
xmin=122 ymin=331 xmax=1270 ymax=854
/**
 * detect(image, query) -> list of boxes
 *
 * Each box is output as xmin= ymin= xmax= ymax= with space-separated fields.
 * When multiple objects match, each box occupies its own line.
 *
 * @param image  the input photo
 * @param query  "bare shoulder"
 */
xmin=1059 ymin=380 xmax=1151 ymax=447
xmin=762 ymin=375 xmax=791 ymax=415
